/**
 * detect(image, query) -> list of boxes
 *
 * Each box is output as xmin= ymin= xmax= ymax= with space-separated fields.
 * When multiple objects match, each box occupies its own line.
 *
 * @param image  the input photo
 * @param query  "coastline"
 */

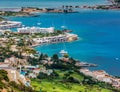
xmin=80 ymin=68 xmax=120 ymax=89
xmin=30 ymin=37 xmax=80 ymax=48
xmin=1 ymin=5 xmax=120 ymax=18
xmin=0 ymin=0 xmax=120 ymax=91
xmin=1 ymin=11 xmax=119 ymax=76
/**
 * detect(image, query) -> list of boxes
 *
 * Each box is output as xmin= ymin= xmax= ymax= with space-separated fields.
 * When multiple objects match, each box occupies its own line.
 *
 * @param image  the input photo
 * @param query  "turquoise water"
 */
xmin=2 ymin=0 xmax=120 ymax=76
xmin=7 ymin=10 xmax=120 ymax=76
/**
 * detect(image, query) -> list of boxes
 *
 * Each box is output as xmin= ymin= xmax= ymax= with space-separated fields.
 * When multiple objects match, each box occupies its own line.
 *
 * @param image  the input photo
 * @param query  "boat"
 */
xmin=59 ymin=50 xmax=68 ymax=55
xmin=37 ymin=23 xmax=41 ymax=25
xmin=61 ymin=26 xmax=66 ymax=29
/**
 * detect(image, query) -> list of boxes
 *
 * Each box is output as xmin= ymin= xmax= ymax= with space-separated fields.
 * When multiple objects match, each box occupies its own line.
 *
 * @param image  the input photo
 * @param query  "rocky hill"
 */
xmin=0 ymin=69 xmax=34 ymax=92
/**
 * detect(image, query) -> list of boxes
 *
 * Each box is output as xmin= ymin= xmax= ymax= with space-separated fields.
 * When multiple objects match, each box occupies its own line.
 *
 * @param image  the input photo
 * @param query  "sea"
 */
xmin=1 ymin=0 xmax=120 ymax=76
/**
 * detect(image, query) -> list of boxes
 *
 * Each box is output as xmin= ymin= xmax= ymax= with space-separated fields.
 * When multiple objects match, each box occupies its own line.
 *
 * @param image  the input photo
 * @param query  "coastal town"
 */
xmin=0 ymin=18 xmax=119 ymax=92
xmin=0 ymin=0 xmax=120 ymax=92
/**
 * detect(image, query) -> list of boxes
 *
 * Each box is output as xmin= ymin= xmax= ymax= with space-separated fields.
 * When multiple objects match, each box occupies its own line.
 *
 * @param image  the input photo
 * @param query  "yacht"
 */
xmin=59 ymin=50 xmax=68 ymax=55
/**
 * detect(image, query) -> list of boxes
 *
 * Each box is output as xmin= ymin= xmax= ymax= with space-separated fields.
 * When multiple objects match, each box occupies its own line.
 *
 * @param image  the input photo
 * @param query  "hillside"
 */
xmin=31 ymin=69 xmax=119 ymax=92
xmin=0 ymin=70 xmax=34 ymax=92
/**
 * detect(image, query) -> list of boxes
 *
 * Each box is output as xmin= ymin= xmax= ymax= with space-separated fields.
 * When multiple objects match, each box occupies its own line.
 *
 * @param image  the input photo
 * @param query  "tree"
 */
xmin=63 ymin=73 xmax=70 ymax=79
xmin=38 ymin=53 xmax=44 ymax=61
xmin=44 ymin=54 xmax=48 ymax=59
xmin=51 ymin=54 xmax=59 ymax=63
xmin=63 ymin=53 xmax=69 ymax=58
xmin=37 ymin=72 xmax=48 ymax=79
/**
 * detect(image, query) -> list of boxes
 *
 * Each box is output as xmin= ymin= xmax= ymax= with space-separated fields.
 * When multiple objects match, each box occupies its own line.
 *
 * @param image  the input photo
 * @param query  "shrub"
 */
xmin=37 ymin=72 xmax=48 ymax=79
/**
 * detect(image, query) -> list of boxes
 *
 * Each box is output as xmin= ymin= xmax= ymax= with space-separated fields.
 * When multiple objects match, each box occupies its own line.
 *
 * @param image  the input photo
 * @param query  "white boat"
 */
xmin=61 ymin=26 xmax=66 ymax=29
xmin=59 ymin=50 xmax=68 ymax=55
xmin=37 ymin=23 xmax=41 ymax=25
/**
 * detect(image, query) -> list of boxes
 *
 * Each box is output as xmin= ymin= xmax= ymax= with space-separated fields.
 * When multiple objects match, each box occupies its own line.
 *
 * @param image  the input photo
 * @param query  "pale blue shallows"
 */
xmin=0 ymin=0 xmax=107 ymax=8
xmin=2 ymin=0 xmax=120 ymax=76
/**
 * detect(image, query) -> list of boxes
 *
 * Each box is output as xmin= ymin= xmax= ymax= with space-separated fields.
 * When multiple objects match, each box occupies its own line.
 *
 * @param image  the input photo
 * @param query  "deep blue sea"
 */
xmin=1 ymin=0 xmax=120 ymax=76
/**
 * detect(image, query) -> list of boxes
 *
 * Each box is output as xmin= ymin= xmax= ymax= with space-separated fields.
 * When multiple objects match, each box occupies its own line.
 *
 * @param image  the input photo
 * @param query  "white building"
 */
xmin=17 ymin=26 xmax=54 ymax=33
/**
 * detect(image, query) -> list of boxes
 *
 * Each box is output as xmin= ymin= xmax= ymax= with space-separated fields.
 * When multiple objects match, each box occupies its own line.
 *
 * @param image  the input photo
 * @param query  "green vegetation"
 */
xmin=0 ymin=11 xmax=35 ymax=17
xmin=0 ymin=17 xmax=4 ymax=21
xmin=30 ymin=54 xmax=120 ymax=92
xmin=31 ymin=30 xmax=64 ymax=38
xmin=96 ymin=6 xmax=109 ymax=10
xmin=0 ymin=30 xmax=120 ymax=92
xmin=0 ymin=31 xmax=37 ymax=62
xmin=0 ymin=30 xmax=64 ymax=38
xmin=32 ymin=79 xmax=112 ymax=92
xmin=31 ymin=70 xmax=114 ymax=92
xmin=0 ymin=46 xmax=19 ymax=62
